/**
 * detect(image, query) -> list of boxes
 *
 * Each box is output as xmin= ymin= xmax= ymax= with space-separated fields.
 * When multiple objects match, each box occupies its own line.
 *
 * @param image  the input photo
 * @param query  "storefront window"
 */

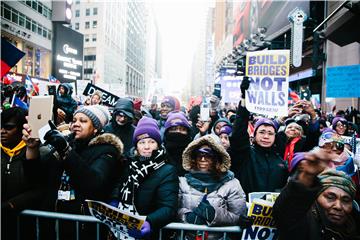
xmin=24 ymin=45 xmax=34 ymax=75
xmin=35 ymin=49 xmax=41 ymax=77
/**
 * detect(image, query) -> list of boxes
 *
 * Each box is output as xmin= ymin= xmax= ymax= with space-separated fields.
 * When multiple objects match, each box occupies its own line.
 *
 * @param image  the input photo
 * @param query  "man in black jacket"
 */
xmin=104 ymin=98 xmax=135 ymax=158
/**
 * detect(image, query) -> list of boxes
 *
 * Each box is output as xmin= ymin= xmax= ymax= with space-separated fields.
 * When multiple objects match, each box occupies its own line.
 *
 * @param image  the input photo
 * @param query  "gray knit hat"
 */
xmin=74 ymin=105 xmax=110 ymax=131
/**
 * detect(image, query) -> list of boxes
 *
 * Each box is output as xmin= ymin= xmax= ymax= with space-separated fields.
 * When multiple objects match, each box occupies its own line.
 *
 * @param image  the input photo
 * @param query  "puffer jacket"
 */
xmin=178 ymin=135 xmax=247 ymax=227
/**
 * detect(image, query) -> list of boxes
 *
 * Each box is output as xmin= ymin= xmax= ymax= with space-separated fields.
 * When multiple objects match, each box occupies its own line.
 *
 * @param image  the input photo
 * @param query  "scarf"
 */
xmin=119 ymin=148 xmax=166 ymax=214
xmin=284 ymin=137 xmax=301 ymax=171
xmin=0 ymin=140 xmax=26 ymax=157
xmin=185 ymin=170 xmax=234 ymax=193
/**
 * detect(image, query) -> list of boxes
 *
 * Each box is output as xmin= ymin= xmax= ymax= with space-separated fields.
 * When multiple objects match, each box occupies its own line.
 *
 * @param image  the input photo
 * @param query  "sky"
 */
xmin=151 ymin=0 xmax=211 ymax=94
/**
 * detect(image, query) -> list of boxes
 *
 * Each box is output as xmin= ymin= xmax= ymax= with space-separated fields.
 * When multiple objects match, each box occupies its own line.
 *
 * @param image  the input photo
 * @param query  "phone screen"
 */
xmin=200 ymin=104 xmax=210 ymax=121
xmin=214 ymin=84 xmax=221 ymax=98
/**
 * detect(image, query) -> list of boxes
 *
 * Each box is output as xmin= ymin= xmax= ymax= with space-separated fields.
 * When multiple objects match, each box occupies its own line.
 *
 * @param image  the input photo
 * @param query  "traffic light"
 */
xmin=52 ymin=0 xmax=73 ymax=24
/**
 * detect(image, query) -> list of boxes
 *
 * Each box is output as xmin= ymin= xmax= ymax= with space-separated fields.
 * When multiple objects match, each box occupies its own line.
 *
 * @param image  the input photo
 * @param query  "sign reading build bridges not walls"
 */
xmin=245 ymin=50 xmax=290 ymax=117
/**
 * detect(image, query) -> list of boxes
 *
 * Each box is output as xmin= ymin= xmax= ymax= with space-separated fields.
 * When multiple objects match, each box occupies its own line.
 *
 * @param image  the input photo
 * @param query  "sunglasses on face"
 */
xmin=196 ymin=152 xmax=214 ymax=161
xmin=2 ymin=123 xmax=17 ymax=130
xmin=323 ymin=142 xmax=345 ymax=152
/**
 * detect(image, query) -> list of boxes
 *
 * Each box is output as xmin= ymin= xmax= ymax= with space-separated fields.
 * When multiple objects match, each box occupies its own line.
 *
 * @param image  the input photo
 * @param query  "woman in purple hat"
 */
xmin=332 ymin=116 xmax=349 ymax=136
xmin=109 ymin=117 xmax=179 ymax=239
xmin=229 ymin=78 xmax=288 ymax=197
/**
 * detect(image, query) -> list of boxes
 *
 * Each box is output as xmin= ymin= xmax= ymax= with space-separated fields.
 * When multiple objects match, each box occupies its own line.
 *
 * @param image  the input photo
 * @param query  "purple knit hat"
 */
xmin=164 ymin=111 xmax=191 ymax=132
xmin=219 ymin=125 xmax=232 ymax=136
xmin=289 ymin=152 xmax=306 ymax=172
xmin=332 ymin=117 xmax=347 ymax=129
xmin=133 ymin=117 xmax=162 ymax=145
xmin=254 ymin=118 xmax=277 ymax=135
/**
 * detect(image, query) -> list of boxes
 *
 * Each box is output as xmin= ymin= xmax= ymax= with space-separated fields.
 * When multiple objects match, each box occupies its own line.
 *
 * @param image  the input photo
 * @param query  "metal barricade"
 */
xmin=20 ymin=210 xmax=243 ymax=240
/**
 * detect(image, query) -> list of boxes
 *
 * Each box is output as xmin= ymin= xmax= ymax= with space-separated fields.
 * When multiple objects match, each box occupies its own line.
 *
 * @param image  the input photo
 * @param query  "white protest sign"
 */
xmin=241 ymin=198 xmax=279 ymax=240
xmin=245 ymin=50 xmax=290 ymax=117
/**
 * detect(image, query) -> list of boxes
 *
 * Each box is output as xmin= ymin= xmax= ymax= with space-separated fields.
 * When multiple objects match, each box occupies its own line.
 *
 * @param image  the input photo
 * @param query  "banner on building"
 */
xmin=83 ymin=83 xmax=119 ymax=107
xmin=326 ymin=65 xmax=360 ymax=98
xmin=242 ymin=192 xmax=279 ymax=240
xmin=86 ymin=200 xmax=145 ymax=240
xmin=245 ymin=50 xmax=290 ymax=117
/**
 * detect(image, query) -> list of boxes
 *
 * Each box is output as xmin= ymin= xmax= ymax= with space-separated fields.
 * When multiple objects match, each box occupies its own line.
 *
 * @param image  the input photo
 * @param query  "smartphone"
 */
xmin=200 ymin=103 xmax=210 ymax=121
xmin=214 ymin=84 xmax=221 ymax=98
xmin=28 ymin=96 xmax=54 ymax=138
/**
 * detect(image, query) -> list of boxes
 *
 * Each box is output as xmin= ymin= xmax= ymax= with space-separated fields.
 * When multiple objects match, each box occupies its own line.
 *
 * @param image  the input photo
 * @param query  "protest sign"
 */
xmin=326 ymin=65 xmax=360 ymax=98
xmin=245 ymin=50 xmax=290 ymax=117
xmin=83 ymin=83 xmax=119 ymax=107
xmin=86 ymin=200 xmax=146 ymax=240
xmin=242 ymin=193 xmax=279 ymax=240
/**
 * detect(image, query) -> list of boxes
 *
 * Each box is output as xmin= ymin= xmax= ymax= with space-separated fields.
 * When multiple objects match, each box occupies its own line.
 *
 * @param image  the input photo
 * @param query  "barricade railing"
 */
xmin=20 ymin=210 xmax=243 ymax=240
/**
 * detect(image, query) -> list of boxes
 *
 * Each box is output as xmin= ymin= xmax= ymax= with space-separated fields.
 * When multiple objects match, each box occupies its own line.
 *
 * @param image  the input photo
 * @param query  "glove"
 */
xmin=128 ymin=221 xmax=151 ymax=239
xmin=209 ymin=95 xmax=221 ymax=110
xmin=44 ymin=129 xmax=69 ymax=155
xmin=108 ymin=200 xmax=119 ymax=208
xmin=193 ymin=199 xmax=215 ymax=222
xmin=185 ymin=212 xmax=206 ymax=225
xmin=240 ymin=76 xmax=250 ymax=98
xmin=238 ymin=215 xmax=254 ymax=228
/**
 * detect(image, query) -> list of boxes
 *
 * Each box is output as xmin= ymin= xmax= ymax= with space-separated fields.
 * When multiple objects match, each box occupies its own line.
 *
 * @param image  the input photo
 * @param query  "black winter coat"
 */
xmin=273 ymin=178 xmax=360 ymax=240
xmin=229 ymin=102 xmax=288 ymax=196
xmin=1 ymin=147 xmax=43 ymax=240
xmin=39 ymin=133 xmax=123 ymax=240
xmin=40 ymin=133 xmax=123 ymax=213
xmin=111 ymin=151 xmax=179 ymax=232
xmin=104 ymin=121 xmax=135 ymax=158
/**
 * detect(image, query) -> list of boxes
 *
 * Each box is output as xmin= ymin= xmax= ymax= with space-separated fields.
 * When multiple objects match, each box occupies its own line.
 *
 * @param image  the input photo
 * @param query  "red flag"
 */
xmin=1 ymin=38 xmax=25 ymax=78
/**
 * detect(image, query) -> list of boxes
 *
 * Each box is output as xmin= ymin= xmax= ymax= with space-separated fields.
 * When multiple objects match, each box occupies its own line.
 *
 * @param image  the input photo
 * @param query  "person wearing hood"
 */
xmin=158 ymin=96 xmax=180 ymax=138
xmin=109 ymin=117 xmax=179 ymax=240
xmin=273 ymin=149 xmax=360 ymax=240
xmin=164 ymin=111 xmax=193 ymax=176
xmin=104 ymin=98 xmax=135 ymax=158
xmin=229 ymin=77 xmax=288 ymax=196
xmin=56 ymin=83 xmax=77 ymax=124
xmin=23 ymin=105 xmax=123 ymax=240
xmin=178 ymin=135 xmax=247 ymax=239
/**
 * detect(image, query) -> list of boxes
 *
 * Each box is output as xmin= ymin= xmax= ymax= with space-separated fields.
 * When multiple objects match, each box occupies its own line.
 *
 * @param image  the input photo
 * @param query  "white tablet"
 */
xmin=28 ymin=95 xmax=54 ymax=139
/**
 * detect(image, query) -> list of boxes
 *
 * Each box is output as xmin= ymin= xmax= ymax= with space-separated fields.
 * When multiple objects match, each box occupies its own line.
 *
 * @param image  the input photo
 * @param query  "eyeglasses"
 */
xmin=2 ymin=123 xmax=17 ymax=130
xmin=336 ymin=122 xmax=347 ymax=129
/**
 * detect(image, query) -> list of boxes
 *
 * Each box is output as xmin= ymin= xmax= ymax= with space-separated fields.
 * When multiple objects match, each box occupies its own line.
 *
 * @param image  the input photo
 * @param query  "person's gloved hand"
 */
xmin=185 ymin=212 xmax=207 ymax=225
xmin=44 ymin=129 xmax=69 ymax=155
xmin=238 ymin=215 xmax=254 ymax=228
xmin=108 ymin=200 xmax=119 ymax=208
xmin=128 ymin=220 xmax=151 ymax=239
xmin=240 ymin=76 xmax=250 ymax=98
xmin=193 ymin=199 xmax=215 ymax=222
xmin=209 ymin=95 xmax=221 ymax=110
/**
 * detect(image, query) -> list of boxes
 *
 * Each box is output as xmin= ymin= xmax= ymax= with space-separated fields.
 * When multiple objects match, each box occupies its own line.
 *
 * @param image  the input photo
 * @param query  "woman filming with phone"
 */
xmin=22 ymin=105 xmax=123 ymax=240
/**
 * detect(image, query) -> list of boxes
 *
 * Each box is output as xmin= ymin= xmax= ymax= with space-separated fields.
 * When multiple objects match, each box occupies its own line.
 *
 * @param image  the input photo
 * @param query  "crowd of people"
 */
xmin=1 ymin=79 xmax=360 ymax=240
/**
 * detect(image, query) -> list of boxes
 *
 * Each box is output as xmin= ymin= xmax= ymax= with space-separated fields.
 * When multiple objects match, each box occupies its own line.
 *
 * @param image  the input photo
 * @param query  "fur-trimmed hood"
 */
xmin=89 ymin=133 xmax=124 ymax=156
xmin=182 ymin=134 xmax=231 ymax=172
